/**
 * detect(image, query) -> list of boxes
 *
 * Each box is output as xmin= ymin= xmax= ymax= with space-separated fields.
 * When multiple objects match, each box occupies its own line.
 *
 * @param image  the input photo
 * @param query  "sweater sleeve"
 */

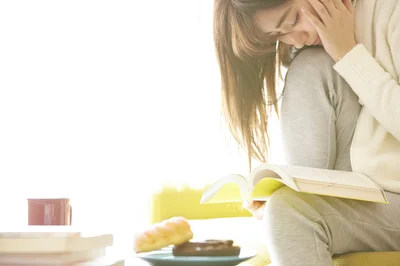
xmin=333 ymin=27 xmax=400 ymax=141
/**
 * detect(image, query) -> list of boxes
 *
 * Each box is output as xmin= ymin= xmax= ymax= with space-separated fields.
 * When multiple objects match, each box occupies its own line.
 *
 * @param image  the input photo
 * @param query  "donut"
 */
xmin=172 ymin=239 xmax=241 ymax=256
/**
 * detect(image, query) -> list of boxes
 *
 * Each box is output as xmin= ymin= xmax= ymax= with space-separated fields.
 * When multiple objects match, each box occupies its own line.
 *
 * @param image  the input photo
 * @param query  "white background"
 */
xmin=0 ymin=0 xmax=283 ymax=229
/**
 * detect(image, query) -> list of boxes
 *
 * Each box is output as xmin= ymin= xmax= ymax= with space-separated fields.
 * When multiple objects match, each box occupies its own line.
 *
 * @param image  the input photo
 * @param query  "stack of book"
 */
xmin=0 ymin=228 xmax=124 ymax=266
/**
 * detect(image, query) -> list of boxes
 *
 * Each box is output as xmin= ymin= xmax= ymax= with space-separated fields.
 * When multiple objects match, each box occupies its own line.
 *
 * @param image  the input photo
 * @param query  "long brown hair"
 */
xmin=214 ymin=0 xmax=294 ymax=169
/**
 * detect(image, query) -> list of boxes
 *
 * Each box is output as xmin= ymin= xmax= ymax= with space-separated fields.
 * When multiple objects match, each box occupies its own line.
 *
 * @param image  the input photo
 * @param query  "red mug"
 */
xmin=27 ymin=198 xmax=72 ymax=226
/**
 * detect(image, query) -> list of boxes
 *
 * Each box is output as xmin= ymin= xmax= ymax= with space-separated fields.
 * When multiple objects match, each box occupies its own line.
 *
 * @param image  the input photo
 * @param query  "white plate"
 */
xmin=135 ymin=248 xmax=257 ymax=266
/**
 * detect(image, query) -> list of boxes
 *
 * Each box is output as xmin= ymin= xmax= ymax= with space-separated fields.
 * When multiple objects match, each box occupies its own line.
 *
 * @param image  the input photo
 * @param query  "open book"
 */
xmin=201 ymin=164 xmax=389 ymax=204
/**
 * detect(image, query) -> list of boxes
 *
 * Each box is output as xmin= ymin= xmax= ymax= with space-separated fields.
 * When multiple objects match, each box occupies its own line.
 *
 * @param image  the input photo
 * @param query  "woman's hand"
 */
xmin=302 ymin=0 xmax=357 ymax=62
xmin=242 ymin=200 xmax=266 ymax=220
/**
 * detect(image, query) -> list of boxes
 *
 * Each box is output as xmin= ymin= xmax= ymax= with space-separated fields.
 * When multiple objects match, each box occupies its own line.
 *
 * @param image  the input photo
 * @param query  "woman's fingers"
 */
xmin=243 ymin=200 xmax=264 ymax=210
xmin=242 ymin=200 xmax=266 ymax=220
xmin=331 ymin=0 xmax=353 ymax=13
xmin=302 ymin=7 xmax=324 ymax=30
xmin=342 ymin=0 xmax=354 ymax=13
xmin=307 ymin=0 xmax=333 ymax=25
xmin=319 ymin=0 xmax=337 ymax=14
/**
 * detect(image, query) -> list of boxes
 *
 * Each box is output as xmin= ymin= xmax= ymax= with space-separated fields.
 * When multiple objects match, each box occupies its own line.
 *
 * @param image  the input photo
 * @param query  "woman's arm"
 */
xmin=333 ymin=26 xmax=400 ymax=141
xmin=302 ymin=0 xmax=400 ymax=141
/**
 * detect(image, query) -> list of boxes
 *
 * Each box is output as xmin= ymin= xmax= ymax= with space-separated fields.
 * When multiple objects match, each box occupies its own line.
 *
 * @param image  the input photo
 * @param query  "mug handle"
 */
xmin=69 ymin=205 xmax=73 ymax=225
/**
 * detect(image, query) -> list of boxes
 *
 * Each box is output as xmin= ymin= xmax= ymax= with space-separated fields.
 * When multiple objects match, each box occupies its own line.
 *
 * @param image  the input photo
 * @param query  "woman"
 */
xmin=213 ymin=0 xmax=400 ymax=265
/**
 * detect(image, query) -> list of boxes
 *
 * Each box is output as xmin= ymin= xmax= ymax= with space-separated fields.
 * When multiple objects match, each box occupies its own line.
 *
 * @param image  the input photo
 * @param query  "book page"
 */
xmin=279 ymin=165 xmax=380 ymax=190
xmin=250 ymin=178 xmax=286 ymax=200
xmin=250 ymin=164 xmax=298 ymax=190
xmin=200 ymin=174 xmax=251 ymax=203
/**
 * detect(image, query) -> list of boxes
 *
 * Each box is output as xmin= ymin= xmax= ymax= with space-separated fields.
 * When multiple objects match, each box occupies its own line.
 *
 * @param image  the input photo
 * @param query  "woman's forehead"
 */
xmin=253 ymin=5 xmax=292 ymax=33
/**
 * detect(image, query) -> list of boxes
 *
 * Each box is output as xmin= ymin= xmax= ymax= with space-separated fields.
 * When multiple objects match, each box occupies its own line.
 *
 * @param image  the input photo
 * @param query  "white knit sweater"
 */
xmin=333 ymin=0 xmax=400 ymax=193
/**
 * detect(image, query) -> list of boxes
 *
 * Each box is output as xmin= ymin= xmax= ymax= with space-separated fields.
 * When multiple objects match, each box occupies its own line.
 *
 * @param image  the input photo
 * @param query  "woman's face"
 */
xmin=254 ymin=0 xmax=322 ymax=49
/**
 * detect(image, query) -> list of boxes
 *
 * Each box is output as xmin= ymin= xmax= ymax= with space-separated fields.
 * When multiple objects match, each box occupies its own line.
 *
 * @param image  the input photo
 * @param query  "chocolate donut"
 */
xmin=172 ymin=239 xmax=241 ymax=256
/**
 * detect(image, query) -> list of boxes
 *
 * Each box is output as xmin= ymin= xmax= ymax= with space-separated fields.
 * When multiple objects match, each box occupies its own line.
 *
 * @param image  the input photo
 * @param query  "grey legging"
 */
xmin=264 ymin=47 xmax=400 ymax=266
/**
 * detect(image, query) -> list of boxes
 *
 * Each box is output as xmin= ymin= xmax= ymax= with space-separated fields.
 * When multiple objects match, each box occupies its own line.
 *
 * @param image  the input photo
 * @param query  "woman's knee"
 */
xmin=283 ymin=47 xmax=339 ymax=97
xmin=264 ymin=187 xmax=302 ymax=222
xmin=290 ymin=47 xmax=334 ymax=73
xmin=264 ymin=186 xmax=319 ymax=228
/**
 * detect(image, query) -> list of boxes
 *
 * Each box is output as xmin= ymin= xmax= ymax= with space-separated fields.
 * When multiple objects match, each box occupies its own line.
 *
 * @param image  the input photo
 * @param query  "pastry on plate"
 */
xmin=134 ymin=216 xmax=193 ymax=253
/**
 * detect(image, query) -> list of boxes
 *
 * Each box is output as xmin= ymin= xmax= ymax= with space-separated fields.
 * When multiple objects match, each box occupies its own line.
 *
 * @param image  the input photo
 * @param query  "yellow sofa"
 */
xmin=151 ymin=184 xmax=400 ymax=266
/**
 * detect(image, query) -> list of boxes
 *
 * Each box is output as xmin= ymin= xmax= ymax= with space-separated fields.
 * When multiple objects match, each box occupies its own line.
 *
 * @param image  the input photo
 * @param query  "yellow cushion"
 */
xmin=151 ymin=184 xmax=400 ymax=266
xmin=150 ymin=184 xmax=251 ymax=223
xmin=333 ymin=252 xmax=400 ymax=266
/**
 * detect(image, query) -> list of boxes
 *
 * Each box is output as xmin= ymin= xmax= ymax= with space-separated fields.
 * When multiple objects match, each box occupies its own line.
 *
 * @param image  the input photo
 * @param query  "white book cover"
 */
xmin=0 ymin=229 xmax=113 ymax=254
xmin=0 ymin=248 xmax=106 ymax=265
xmin=0 ymin=257 xmax=124 ymax=266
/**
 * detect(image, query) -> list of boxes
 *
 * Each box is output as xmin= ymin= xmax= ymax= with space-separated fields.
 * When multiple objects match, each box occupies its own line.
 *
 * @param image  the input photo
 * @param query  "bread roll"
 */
xmin=134 ymin=216 xmax=193 ymax=253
